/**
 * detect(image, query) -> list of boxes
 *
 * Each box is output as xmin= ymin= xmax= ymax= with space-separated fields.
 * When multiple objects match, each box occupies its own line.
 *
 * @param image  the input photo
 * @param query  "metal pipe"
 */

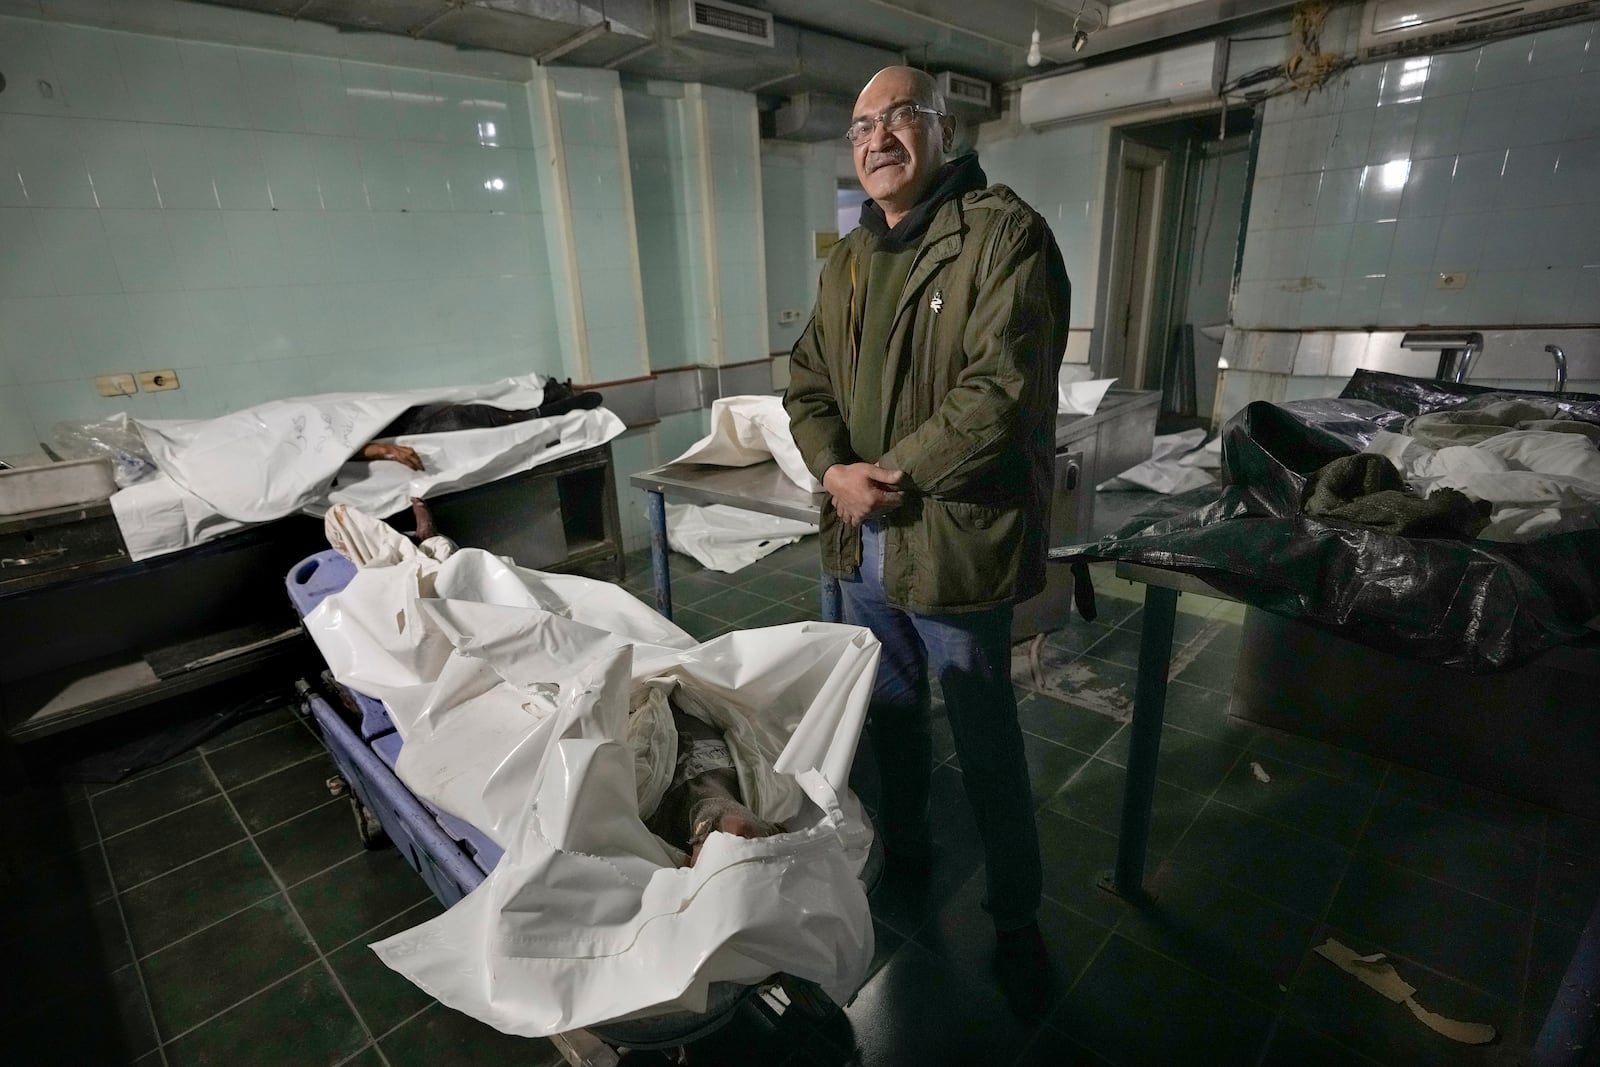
xmin=1546 ymin=344 xmax=1568 ymax=395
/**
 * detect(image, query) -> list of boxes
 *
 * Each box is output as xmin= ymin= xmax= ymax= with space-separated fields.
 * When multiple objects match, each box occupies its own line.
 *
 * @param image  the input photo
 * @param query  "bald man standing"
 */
xmin=785 ymin=66 xmax=1070 ymax=1020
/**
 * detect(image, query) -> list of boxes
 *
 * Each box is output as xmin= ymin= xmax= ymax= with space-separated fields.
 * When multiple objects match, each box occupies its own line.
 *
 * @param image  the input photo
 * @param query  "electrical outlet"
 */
xmin=1436 ymin=271 xmax=1468 ymax=290
xmin=138 ymin=369 xmax=179 ymax=392
xmin=95 ymin=373 xmax=137 ymax=397
xmin=778 ymin=309 xmax=801 ymax=325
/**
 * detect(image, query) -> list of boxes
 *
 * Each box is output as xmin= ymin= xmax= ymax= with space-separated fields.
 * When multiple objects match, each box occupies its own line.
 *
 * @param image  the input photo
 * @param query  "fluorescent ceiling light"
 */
xmin=1103 ymin=0 xmax=1212 ymax=27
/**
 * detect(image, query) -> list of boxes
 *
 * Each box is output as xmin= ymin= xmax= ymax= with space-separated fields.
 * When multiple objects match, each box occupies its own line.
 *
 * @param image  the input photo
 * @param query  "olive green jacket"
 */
xmin=784 ymin=183 xmax=1071 ymax=614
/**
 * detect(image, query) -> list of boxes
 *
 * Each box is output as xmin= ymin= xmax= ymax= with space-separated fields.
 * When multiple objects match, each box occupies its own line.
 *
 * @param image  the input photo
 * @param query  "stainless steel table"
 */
xmin=627 ymin=461 xmax=837 ymax=623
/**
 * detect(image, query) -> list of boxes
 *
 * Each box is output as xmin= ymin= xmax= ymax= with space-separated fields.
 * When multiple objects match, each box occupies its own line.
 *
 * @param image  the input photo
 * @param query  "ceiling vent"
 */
xmin=670 ymin=0 xmax=776 ymax=49
xmin=935 ymin=72 xmax=997 ymax=116
xmin=1357 ymin=0 xmax=1597 ymax=58
xmin=772 ymin=92 xmax=854 ymax=142
xmin=1018 ymin=39 xmax=1226 ymax=126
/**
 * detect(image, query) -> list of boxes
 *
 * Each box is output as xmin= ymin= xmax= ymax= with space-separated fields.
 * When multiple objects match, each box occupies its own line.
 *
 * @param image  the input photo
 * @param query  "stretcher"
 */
xmin=284 ymin=547 xmax=877 ymax=1064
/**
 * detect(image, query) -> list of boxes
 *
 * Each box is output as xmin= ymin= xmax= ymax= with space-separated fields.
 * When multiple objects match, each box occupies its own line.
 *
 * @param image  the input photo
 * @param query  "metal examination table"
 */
xmin=628 ymin=460 xmax=839 ymax=623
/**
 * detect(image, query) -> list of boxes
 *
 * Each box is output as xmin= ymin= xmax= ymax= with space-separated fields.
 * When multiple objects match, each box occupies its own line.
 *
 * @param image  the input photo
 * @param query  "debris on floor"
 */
xmin=1313 ymin=938 xmax=1497 ymax=1045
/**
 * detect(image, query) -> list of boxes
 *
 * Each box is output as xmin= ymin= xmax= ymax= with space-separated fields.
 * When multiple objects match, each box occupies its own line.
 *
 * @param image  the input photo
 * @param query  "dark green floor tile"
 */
xmin=1017 ymin=690 xmax=1124 ymax=756
xmin=1087 ymin=594 xmax=1142 ymax=629
xmin=1537 ymin=845 xmax=1600 ymax=930
xmin=1161 ymin=680 xmax=1253 ymax=742
xmin=1042 ymin=619 xmax=1116 ymax=657
xmin=142 ymin=894 xmax=317 ymax=1039
xmin=914 ymin=870 xmax=1111 ymax=1005
xmin=204 ymin=721 xmax=325 ymax=790
xmin=1258 ymin=1019 xmax=1384 ymax=1067
xmin=1325 ymin=856 xmax=1531 ymax=1001
xmin=332 ymin=1048 xmax=385 ymax=1067
xmin=92 ymin=757 xmax=219 ymax=837
xmin=1033 ymin=654 xmax=1139 ymax=721
xmin=329 ymin=899 xmax=446 ymax=1036
xmin=1036 ymin=810 xmax=1142 ymax=930
xmin=289 ymin=848 xmax=433 ymax=951
xmin=865 ymin=917 xmax=905 ymax=987
xmin=1359 ymin=794 xmax=1540 ymax=912
xmin=843 ymin=938 xmax=1036 ymax=1067
xmin=745 ymin=570 xmax=819 ymax=602
xmin=1523 ymin=918 xmax=1586 ymax=1036
xmin=255 ymin=798 xmax=366 ymax=886
xmin=1188 ymin=616 xmax=1242 ymax=658
xmin=197 ymin=703 xmax=300 ymax=752
xmin=1097 ymin=720 xmax=1246 ymax=795
xmin=1169 ymin=647 xmax=1236 ymax=693
xmin=163 ymin=963 xmax=368 ymax=1067
xmin=1246 ymin=725 xmax=1388 ymax=787
xmin=730 ymin=598 xmax=812 ymax=629
xmin=1076 ymin=625 xmax=1143 ymax=669
xmin=379 ymin=1001 xmax=564 ymax=1067
xmin=669 ymin=606 xmax=722 ymax=642
xmin=1023 ymin=733 xmax=1093 ymax=809
xmin=13 ymin=963 xmax=158 ymax=1066
xmin=86 ymin=752 xmax=201 ymax=795
xmin=692 ymin=586 xmax=775 ymax=625
xmin=1114 ymin=860 xmax=1317 ymax=1005
xmin=1211 ymin=754 xmax=1379 ymax=847
xmin=1286 ymin=927 xmax=1515 ymax=1067
xmin=1043 ymin=756 xmax=1206 ymax=859
xmin=227 ymin=751 xmax=340 ymax=833
xmin=665 ymin=571 xmax=730 ymax=610
xmin=120 ymin=839 xmax=277 ymax=957
xmin=1545 ymin=811 xmax=1600 ymax=858
xmin=1173 ymin=799 xmax=1351 ymax=919
xmin=1380 ymin=764 xmax=1547 ymax=843
xmin=105 ymin=794 xmax=246 ymax=891
xmin=1013 ymin=1026 xmax=1117 ymax=1066
xmin=1051 ymin=933 xmax=1274 ymax=1067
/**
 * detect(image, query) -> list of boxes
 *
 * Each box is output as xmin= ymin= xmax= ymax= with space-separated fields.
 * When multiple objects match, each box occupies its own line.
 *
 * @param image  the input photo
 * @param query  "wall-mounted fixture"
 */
xmin=1018 ymin=38 xmax=1226 ymax=125
xmin=1358 ymin=0 xmax=1599 ymax=59
xmin=1401 ymin=331 xmax=1482 ymax=385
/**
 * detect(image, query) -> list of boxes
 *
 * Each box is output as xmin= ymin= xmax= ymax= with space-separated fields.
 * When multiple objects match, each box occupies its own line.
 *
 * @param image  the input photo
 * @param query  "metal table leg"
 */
xmin=1101 ymin=582 xmax=1179 ymax=902
xmin=646 ymin=488 xmax=672 ymax=620
xmin=820 ymin=570 xmax=841 ymax=623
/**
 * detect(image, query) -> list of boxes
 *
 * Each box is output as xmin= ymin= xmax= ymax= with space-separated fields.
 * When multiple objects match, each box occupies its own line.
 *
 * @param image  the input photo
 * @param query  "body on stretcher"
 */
xmin=283 ymin=547 xmax=879 ymax=1054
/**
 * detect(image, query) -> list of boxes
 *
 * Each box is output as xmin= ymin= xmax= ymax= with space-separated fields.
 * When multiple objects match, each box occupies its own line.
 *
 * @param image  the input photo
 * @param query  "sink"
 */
xmin=0 ymin=457 xmax=117 ymax=516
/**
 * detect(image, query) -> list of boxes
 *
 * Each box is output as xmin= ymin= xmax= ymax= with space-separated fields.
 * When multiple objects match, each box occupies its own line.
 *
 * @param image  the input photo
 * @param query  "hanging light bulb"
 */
xmin=1026 ymin=20 xmax=1042 ymax=67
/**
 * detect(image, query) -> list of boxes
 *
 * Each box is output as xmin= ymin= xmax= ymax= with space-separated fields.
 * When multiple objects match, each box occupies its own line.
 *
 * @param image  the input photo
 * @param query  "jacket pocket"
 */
xmin=910 ymin=498 xmax=1025 ymax=610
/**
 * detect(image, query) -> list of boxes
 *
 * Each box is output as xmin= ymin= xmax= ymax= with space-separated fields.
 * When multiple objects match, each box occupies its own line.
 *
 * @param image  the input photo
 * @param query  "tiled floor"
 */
xmin=7 ymin=495 xmax=1598 ymax=1066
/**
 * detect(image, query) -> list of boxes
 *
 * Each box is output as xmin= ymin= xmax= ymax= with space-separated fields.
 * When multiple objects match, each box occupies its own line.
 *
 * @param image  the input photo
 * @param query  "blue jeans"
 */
xmin=840 ymin=522 xmax=1042 ymax=931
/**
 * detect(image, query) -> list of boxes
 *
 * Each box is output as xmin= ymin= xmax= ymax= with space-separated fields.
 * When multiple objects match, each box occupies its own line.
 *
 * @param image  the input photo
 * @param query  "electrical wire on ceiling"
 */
xmin=1215 ymin=0 xmax=1351 ymax=106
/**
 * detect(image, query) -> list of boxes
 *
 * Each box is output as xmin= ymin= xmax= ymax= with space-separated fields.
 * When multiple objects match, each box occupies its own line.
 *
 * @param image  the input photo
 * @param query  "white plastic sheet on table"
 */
xmin=110 ymin=375 xmax=625 ymax=560
xmin=669 ymin=395 xmax=822 ymax=493
xmin=665 ymin=503 xmax=818 ymax=573
xmin=300 ymin=535 xmax=880 ymax=1037
xmin=1098 ymin=428 xmax=1218 ymax=494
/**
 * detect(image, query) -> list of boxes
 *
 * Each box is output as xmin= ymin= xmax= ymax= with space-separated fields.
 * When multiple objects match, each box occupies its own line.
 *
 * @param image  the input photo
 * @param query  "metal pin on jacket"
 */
xmin=930 ymin=288 xmax=943 ymax=313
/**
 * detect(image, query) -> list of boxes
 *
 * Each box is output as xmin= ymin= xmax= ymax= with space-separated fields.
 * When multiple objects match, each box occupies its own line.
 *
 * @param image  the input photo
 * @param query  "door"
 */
xmin=1102 ymin=141 xmax=1168 ymax=390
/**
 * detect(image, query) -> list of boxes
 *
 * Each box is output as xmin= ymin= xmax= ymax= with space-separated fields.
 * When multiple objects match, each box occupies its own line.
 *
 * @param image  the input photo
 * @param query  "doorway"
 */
xmin=1097 ymin=108 xmax=1253 ymax=427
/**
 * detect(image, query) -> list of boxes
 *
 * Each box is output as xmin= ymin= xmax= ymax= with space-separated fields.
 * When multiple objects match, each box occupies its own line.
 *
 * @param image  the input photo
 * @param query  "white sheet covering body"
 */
xmin=669 ymin=395 xmax=822 ymax=493
xmin=1365 ymin=428 xmax=1600 ymax=541
xmin=111 ymin=376 xmax=625 ymax=560
xmin=665 ymin=503 xmax=818 ymax=573
xmin=300 ymin=543 xmax=880 ymax=1036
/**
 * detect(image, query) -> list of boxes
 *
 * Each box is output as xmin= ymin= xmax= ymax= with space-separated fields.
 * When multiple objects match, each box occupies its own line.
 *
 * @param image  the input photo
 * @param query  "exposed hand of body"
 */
xmin=360 ymin=442 xmax=423 ymax=471
xmin=824 ymin=462 xmax=906 ymax=526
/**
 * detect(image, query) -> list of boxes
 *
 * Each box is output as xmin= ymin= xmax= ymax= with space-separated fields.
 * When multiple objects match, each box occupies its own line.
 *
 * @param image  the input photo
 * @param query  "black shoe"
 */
xmin=993 ymin=921 xmax=1052 ymax=1022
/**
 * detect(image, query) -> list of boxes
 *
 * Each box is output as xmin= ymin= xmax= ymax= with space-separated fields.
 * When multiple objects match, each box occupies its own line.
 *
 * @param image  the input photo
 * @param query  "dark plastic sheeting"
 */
xmin=1052 ymin=370 xmax=1600 ymax=674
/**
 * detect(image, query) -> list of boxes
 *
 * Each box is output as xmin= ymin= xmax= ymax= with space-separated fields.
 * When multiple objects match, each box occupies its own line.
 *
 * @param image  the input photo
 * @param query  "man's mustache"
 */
xmin=865 ymin=148 xmax=908 ymax=171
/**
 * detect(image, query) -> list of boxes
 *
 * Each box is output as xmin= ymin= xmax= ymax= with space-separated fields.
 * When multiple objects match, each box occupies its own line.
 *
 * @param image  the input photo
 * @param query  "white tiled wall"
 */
xmin=1237 ymin=21 xmax=1600 ymax=329
xmin=978 ymin=119 xmax=1106 ymax=330
xmin=547 ymin=66 xmax=649 ymax=385
xmin=702 ymin=85 xmax=768 ymax=365
xmin=761 ymin=141 xmax=840 ymax=356
xmin=0 ymin=14 xmax=562 ymax=455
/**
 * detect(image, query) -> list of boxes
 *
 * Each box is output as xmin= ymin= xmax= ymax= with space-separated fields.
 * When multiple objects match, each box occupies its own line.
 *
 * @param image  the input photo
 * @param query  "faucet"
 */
xmin=1453 ymin=337 xmax=1480 ymax=384
xmin=1401 ymin=331 xmax=1484 ymax=385
xmin=1545 ymin=344 xmax=1567 ymax=395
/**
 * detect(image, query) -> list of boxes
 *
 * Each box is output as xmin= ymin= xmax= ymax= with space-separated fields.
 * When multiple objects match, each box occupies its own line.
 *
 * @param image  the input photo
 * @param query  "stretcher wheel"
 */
xmin=351 ymin=797 xmax=390 ymax=850
xmin=776 ymin=974 xmax=839 ymax=1021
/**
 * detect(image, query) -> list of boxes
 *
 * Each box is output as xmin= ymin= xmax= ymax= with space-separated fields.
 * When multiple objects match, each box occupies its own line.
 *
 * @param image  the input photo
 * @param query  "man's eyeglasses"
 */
xmin=844 ymin=104 xmax=945 ymax=145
